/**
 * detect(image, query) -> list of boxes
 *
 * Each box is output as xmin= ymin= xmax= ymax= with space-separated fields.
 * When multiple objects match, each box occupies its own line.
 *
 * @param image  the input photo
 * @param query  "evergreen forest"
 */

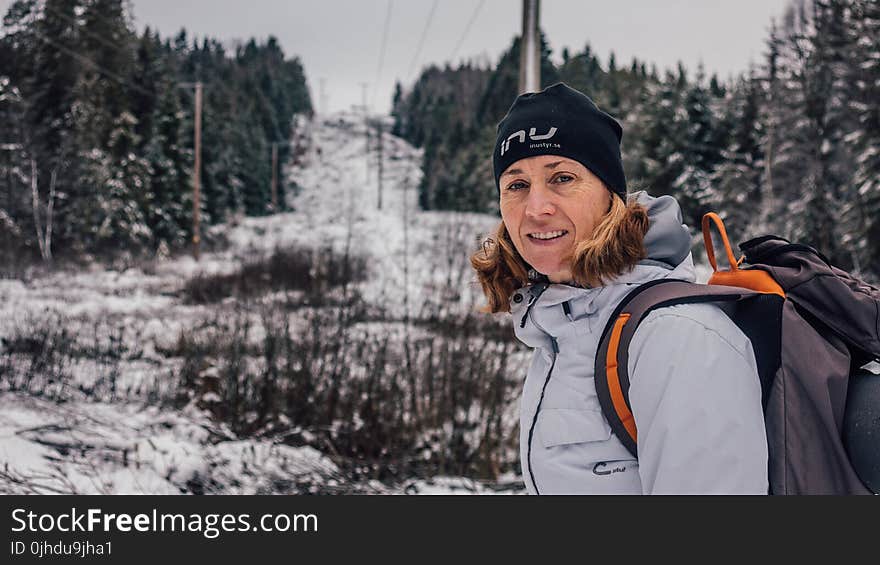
xmin=0 ymin=0 xmax=312 ymax=265
xmin=393 ymin=0 xmax=880 ymax=277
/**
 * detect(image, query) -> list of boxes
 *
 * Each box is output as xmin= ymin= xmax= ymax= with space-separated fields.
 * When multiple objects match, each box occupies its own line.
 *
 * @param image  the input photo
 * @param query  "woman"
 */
xmin=471 ymin=83 xmax=768 ymax=494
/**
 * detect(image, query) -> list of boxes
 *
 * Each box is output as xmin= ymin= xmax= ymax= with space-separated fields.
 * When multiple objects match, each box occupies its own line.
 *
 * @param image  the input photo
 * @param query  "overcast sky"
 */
xmin=3 ymin=0 xmax=793 ymax=114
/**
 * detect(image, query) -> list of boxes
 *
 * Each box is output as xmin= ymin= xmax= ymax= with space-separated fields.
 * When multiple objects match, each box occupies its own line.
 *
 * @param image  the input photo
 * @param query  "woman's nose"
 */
xmin=524 ymin=183 xmax=555 ymax=217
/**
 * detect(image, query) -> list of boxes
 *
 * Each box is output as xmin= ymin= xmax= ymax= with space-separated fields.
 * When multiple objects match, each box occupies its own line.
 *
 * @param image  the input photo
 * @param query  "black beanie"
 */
xmin=493 ymin=82 xmax=627 ymax=200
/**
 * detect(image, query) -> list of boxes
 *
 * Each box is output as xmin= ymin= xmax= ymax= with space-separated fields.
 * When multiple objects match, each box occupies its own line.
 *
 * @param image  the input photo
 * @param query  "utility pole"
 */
xmin=360 ymin=81 xmax=370 ymax=181
xmin=376 ymin=120 xmax=383 ymax=209
xmin=519 ymin=0 xmax=541 ymax=94
xmin=270 ymin=142 xmax=279 ymax=211
xmin=180 ymin=81 xmax=204 ymax=259
xmin=192 ymin=81 xmax=202 ymax=261
xmin=319 ymin=77 xmax=328 ymax=116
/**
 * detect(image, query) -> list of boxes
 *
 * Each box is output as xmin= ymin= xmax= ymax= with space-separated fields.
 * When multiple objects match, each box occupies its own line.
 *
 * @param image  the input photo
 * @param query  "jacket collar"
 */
xmin=513 ymin=253 xmax=696 ymax=310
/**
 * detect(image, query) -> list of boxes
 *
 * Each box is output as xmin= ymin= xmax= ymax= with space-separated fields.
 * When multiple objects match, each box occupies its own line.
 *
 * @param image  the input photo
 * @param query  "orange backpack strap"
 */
xmin=594 ymin=280 xmax=760 ymax=458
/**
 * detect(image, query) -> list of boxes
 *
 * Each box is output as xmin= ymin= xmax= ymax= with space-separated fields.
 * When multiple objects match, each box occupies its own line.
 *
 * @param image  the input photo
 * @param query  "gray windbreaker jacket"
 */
xmin=511 ymin=192 xmax=769 ymax=494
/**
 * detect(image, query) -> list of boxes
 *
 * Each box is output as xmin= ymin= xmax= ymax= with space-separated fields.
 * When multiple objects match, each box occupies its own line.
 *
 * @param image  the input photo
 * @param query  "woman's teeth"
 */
xmin=529 ymin=230 xmax=567 ymax=240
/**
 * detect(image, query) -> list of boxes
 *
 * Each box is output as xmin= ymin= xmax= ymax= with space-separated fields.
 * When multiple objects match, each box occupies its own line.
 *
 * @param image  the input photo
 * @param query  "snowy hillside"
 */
xmin=0 ymin=111 xmax=525 ymax=495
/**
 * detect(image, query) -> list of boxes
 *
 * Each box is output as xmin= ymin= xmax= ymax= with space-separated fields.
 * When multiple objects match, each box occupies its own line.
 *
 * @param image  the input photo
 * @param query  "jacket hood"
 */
xmin=634 ymin=190 xmax=692 ymax=270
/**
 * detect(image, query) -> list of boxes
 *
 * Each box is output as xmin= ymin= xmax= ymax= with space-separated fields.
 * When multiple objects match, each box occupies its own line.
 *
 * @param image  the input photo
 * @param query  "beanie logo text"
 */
xmin=500 ymin=126 xmax=558 ymax=156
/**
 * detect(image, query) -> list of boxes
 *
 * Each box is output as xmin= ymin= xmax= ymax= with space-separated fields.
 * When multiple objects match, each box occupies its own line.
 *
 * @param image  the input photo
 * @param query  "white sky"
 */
xmin=1 ymin=0 xmax=793 ymax=115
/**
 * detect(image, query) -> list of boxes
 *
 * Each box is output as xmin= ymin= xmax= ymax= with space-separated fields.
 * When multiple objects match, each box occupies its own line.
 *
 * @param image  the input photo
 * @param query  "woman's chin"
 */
xmin=527 ymin=262 xmax=567 ymax=281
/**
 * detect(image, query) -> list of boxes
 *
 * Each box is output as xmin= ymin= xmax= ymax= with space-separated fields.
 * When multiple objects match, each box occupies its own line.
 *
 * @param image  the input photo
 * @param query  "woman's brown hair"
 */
xmin=470 ymin=195 xmax=649 ymax=313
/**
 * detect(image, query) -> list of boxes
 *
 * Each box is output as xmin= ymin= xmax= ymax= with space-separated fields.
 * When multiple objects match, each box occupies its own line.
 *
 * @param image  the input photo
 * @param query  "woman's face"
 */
xmin=499 ymin=155 xmax=611 ymax=283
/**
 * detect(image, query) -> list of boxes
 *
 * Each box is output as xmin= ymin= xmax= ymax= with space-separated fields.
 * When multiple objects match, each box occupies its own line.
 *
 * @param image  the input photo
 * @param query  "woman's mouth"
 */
xmin=529 ymin=230 xmax=568 ymax=241
xmin=527 ymin=229 xmax=568 ymax=243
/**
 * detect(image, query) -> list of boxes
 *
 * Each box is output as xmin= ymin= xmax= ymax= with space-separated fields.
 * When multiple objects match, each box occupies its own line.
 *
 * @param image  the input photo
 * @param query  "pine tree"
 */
xmin=13 ymin=0 xmax=81 ymax=257
xmin=24 ymin=0 xmax=80 ymax=163
xmin=144 ymin=55 xmax=190 ymax=249
xmin=99 ymin=111 xmax=152 ymax=250
xmin=758 ymin=0 xmax=858 ymax=264
xmin=673 ymin=63 xmax=721 ymax=227
xmin=708 ymin=70 xmax=765 ymax=242
xmin=758 ymin=3 xmax=821 ymax=249
xmin=391 ymin=81 xmax=404 ymax=136
xmin=0 ymin=75 xmax=31 ymax=257
xmin=809 ymin=0 xmax=860 ymax=266
xmin=477 ymin=33 xmax=559 ymax=128
xmin=557 ymin=43 xmax=605 ymax=99
xmin=845 ymin=0 xmax=880 ymax=275
xmin=79 ymin=0 xmax=135 ymax=146
xmin=603 ymin=51 xmax=622 ymax=117
xmin=130 ymin=28 xmax=163 ymax=149
xmin=636 ymin=69 xmax=689 ymax=201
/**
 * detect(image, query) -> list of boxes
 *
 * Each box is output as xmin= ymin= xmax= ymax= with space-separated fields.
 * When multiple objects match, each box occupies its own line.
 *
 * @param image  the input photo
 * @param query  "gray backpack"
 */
xmin=595 ymin=213 xmax=880 ymax=494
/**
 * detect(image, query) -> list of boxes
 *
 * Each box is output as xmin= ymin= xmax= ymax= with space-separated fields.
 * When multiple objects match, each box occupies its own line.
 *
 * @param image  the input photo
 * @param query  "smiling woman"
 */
xmin=470 ymin=83 xmax=769 ymax=495
xmin=500 ymin=156 xmax=613 ymax=279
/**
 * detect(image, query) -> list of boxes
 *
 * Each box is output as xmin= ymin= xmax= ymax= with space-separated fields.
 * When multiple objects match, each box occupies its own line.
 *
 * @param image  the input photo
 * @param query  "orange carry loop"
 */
xmin=702 ymin=212 xmax=784 ymax=297
xmin=594 ymin=212 xmax=880 ymax=494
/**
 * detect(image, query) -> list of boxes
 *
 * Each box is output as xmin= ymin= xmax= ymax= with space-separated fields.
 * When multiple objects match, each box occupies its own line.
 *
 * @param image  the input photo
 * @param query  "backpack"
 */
xmin=594 ymin=212 xmax=880 ymax=495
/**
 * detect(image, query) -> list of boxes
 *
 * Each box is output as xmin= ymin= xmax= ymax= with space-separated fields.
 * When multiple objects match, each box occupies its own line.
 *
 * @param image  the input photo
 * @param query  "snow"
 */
xmin=0 ymin=111 xmax=513 ymax=495
xmin=0 ymin=393 xmax=346 ymax=494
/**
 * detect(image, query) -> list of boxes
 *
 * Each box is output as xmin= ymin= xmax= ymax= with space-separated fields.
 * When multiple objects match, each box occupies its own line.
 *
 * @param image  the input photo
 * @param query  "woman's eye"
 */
xmin=553 ymin=174 xmax=574 ymax=183
xmin=507 ymin=181 xmax=527 ymax=191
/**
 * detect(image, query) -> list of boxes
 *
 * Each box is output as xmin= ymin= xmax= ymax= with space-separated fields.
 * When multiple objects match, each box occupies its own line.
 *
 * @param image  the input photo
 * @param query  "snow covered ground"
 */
xmin=0 ymin=111 xmax=523 ymax=495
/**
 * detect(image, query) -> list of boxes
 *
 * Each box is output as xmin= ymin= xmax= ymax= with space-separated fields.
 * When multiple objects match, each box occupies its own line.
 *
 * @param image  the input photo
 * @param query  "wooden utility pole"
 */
xmin=271 ymin=142 xmax=279 ymax=211
xmin=519 ymin=0 xmax=541 ymax=94
xmin=376 ymin=120 xmax=383 ymax=210
xmin=193 ymin=81 xmax=202 ymax=261
xmin=360 ymin=82 xmax=370 ymax=181
xmin=319 ymin=77 xmax=328 ymax=115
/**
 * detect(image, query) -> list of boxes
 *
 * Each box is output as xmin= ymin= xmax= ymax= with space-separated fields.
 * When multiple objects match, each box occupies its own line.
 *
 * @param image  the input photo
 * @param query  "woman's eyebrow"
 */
xmin=503 ymin=161 xmax=570 ymax=177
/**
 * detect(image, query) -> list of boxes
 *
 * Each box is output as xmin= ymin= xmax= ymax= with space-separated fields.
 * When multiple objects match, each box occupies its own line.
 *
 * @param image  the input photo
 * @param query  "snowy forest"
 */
xmin=0 ymin=0 xmax=878 ymax=495
xmin=0 ymin=0 xmax=312 ymax=270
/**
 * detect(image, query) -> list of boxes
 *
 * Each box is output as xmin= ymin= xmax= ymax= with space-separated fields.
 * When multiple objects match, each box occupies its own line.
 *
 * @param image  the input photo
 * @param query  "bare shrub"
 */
xmin=180 ymin=245 xmax=368 ymax=305
xmin=172 ymin=291 xmax=526 ymax=484
xmin=0 ymin=314 xmax=145 ymax=402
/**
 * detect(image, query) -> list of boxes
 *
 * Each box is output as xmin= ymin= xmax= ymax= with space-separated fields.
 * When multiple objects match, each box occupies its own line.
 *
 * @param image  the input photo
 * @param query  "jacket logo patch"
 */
xmin=592 ymin=462 xmax=627 ymax=476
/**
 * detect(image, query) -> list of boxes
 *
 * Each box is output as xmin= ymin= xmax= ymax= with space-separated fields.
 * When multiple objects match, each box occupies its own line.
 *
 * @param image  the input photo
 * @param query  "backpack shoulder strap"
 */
xmin=594 ymin=279 xmax=760 ymax=458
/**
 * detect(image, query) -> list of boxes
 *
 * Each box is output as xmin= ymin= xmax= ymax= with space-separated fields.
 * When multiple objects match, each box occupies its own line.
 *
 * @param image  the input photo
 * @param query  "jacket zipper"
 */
xmin=519 ymin=282 xmax=548 ymax=328
xmin=526 ymin=335 xmax=558 ymax=495
xmin=523 ymin=293 xmax=558 ymax=495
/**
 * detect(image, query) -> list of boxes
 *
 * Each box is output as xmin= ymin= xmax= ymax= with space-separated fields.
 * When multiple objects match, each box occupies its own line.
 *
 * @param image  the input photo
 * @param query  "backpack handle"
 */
xmin=702 ymin=212 xmax=742 ymax=272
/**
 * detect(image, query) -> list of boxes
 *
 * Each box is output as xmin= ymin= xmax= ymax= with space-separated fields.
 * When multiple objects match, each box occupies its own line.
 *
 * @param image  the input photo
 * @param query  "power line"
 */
xmin=28 ymin=25 xmax=155 ymax=98
xmin=371 ymin=0 xmax=394 ymax=111
xmin=406 ymin=0 xmax=440 ymax=80
xmin=449 ymin=0 xmax=486 ymax=64
xmin=62 ymin=0 xmax=137 ymax=38
xmin=41 ymin=3 xmax=125 ymax=55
